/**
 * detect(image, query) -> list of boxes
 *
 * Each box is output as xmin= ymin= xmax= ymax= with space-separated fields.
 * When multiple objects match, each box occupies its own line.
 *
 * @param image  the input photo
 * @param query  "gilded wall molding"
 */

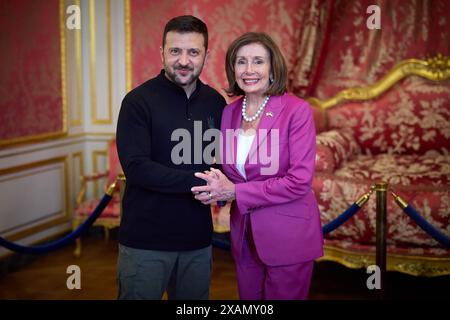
xmin=92 ymin=150 xmax=108 ymax=198
xmin=90 ymin=0 xmax=113 ymax=125
xmin=72 ymin=151 xmax=84 ymax=205
xmin=70 ymin=0 xmax=83 ymax=127
xmin=0 ymin=156 xmax=71 ymax=241
xmin=125 ymin=0 xmax=132 ymax=92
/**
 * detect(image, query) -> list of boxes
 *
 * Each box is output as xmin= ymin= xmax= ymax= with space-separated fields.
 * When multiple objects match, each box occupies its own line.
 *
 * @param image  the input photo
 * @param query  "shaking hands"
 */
xmin=191 ymin=167 xmax=236 ymax=205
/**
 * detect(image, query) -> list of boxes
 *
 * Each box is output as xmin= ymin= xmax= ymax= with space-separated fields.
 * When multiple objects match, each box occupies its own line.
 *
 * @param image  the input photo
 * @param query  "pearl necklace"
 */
xmin=242 ymin=95 xmax=270 ymax=122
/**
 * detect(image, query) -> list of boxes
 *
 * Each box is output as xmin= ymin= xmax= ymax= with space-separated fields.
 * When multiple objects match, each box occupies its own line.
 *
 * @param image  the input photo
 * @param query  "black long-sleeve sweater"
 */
xmin=116 ymin=70 xmax=226 ymax=250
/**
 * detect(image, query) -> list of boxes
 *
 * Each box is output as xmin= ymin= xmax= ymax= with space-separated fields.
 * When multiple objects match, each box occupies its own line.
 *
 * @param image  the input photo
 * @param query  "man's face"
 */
xmin=161 ymin=31 xmax=208 ymax=88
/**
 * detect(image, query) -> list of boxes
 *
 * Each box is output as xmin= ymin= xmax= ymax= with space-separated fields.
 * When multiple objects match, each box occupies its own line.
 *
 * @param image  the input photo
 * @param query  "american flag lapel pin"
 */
xmin=266 ymin=112 xmax=273 ymax=117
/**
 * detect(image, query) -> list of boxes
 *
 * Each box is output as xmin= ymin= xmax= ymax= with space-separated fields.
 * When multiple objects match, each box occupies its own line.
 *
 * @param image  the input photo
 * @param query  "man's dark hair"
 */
xmin=163 ymin=15 xmax=208 ymax=51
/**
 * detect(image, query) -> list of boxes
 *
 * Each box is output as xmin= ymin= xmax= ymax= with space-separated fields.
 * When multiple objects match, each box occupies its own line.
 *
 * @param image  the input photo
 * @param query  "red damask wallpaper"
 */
xmin=0 ymin=0 xmax=64 ymax=146
xmin=128 ymin=0 xmax=326 ymax=100
xmin=128 ymin=0 xmax=450 ymax=101
xmin=314 ymin=0 xmax=450 ymax=100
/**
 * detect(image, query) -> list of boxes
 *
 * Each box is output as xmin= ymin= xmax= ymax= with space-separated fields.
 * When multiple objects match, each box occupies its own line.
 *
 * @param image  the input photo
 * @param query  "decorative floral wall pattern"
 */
xmin=128 ymin=0 xmax=330 ymax=99
xmin=128 ymin=0 xmax=449 ymax=102
xmin=314 ymin=0 xmax=450 ymax=100
xmin=0 ymin=0 xmax=64 ymax=145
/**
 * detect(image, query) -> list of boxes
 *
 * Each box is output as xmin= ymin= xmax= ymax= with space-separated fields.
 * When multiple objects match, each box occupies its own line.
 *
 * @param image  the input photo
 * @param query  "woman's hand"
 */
xmin=191 ymin=168 xmax=236 ymax=205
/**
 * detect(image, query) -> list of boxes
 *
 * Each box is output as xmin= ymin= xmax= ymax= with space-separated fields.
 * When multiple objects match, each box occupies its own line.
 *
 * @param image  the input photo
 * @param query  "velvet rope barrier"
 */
xmin=212 ymin=236 xmax=231 ymax=251
xmin=0 ymin=181 xmax=117 ymax=254
xmin=322 ymin=203 xmax=361 ymax=235
xmin=212 ymin=186 xmax=375 ymax=250
xmin=322 ymin=186 xmax=374 ymax=235
xmin=391 ymin=191 xmax=450 ymax=249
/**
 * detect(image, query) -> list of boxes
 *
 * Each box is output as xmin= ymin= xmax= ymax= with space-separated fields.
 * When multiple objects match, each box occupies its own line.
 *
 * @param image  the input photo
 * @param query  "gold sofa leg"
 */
xmin=104 ymin=226 xmax=110 ymax=243
xmin=73 ymin=219 xmax=82 ymax=258
xmin=74 ymin=238 xmax=82 ymax=258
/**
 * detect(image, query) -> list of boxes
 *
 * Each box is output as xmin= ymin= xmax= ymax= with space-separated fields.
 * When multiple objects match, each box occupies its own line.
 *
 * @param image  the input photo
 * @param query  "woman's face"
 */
xmin=234 ymin=42 xmax=271 ymax=96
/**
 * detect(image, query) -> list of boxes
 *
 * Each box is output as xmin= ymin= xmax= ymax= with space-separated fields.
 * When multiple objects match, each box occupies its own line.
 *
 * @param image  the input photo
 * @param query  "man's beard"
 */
xmin=164 ymin=63 xmax=203 ymax=87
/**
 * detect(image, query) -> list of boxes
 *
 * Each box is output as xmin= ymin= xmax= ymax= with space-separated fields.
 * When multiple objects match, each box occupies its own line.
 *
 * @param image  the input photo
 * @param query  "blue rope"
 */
xmin=322 ymin=203 xmax=361 ymax=235
xmin=402 ymin=205 xmax=450 ymax=249
xmin=212 ymin=231 xmax=231 ymax=250
xmin=0 ymin=194 xmax=113 ymax=254
xmin=212 ymin=237 xmax=231 ymax=251
xmin=211 ymin=202 xmax=363 ymax=250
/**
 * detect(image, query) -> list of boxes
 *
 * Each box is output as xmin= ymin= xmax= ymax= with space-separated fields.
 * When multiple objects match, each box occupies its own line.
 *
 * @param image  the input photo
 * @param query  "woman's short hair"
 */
xmin=225 ymin=32 xmax=287 ymax=97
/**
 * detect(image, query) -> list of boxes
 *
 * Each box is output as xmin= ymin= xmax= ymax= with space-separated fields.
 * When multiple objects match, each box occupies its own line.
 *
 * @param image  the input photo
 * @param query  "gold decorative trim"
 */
xmin=89 ymin=0 xmax=97 ymax=124
xmin=125 ymin=0 xmax=132 ymax=92
xmin=73 ymin=152 xmax=84 ymax=177
xmin=106 ymin=180 xmax=117 ymax=196
xmin=0 ymin=132 xmax=115 ymax=160
xmin=72 ymin=151 xmax=84 ymax=203
xmin=90 ymin=0 xmax=113 ymax=125
xmin=317 ymin=245 xmax=450 ymax=277
xmin=391 ymin=191 xmax=408 ymax=209
xmin=60 ymin=0 xmax=68 ymax=134
xmin=70 ymin=0 xmax=83 ymax=127
xmin=92 ymin=150 xmax=108 ymax=198
xmin=106 ymin=0 xmax=113 ymax=124
xmin=308 ymin=54 xmax=450 ymax=110
xmin=355 ymin=185 xmax=375 ymax=207
xmin=375 ymin=182 xmax=388 ymax=192
xmin=0 ymin=156 xmax=71 ymax=241
xmin=213 ymin=225 xmax=230 ymax=233
xmin=0 ymin=0 xmax=68 ymax=148
xmin=70 ymin=132 xmax=115 ymax=137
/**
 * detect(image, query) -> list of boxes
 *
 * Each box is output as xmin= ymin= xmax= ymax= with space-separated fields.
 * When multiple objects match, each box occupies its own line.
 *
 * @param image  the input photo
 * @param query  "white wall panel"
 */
xmin=0 ymin=0 xmax=125 ymax=259
xmin=0 ymin=160 xmax=67 ymax=235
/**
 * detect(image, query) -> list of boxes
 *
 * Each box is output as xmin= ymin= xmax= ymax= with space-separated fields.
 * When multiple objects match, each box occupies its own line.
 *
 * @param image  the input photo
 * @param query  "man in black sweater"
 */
xmin=116 ymin=16 xmax=226 ymax=300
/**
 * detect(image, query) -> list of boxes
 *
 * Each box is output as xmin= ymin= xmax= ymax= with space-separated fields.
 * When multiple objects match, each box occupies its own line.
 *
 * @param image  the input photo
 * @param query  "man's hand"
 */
xmin=191 ymin=168 xmax=236 ymax=205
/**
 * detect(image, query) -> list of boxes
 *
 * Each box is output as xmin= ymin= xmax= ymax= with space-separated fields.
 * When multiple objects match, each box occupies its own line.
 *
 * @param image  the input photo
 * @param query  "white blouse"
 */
xmin=236 ymin=132 xmax=255 ymax=180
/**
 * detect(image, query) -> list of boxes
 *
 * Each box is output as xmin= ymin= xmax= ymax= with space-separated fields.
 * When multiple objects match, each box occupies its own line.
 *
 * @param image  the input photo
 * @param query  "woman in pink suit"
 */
xmin=192 ymin=32 xmax=323 ymax=300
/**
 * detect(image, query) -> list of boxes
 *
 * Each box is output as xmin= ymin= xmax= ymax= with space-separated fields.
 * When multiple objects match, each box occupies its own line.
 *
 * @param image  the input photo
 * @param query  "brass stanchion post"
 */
xmin=375 ymin=182 xmax=388 ymax=299
xmin=118 ymin=173 xmax=126 ymax=217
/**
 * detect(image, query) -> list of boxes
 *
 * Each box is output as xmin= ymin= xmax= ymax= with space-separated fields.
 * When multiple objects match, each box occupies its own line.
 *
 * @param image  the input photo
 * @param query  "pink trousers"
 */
xmin=234 ymin=220 xmax=314 ymax=300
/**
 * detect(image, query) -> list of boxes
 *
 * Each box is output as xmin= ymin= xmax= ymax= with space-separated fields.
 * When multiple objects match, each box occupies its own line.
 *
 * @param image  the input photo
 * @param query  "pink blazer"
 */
xmin=220 ymin=93 xmax=323 ymax=266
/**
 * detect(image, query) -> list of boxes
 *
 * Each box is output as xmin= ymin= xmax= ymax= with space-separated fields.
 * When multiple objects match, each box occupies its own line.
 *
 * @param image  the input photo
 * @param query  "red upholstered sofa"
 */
xmin=308 ymin=55 xmax=450 ymax=276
